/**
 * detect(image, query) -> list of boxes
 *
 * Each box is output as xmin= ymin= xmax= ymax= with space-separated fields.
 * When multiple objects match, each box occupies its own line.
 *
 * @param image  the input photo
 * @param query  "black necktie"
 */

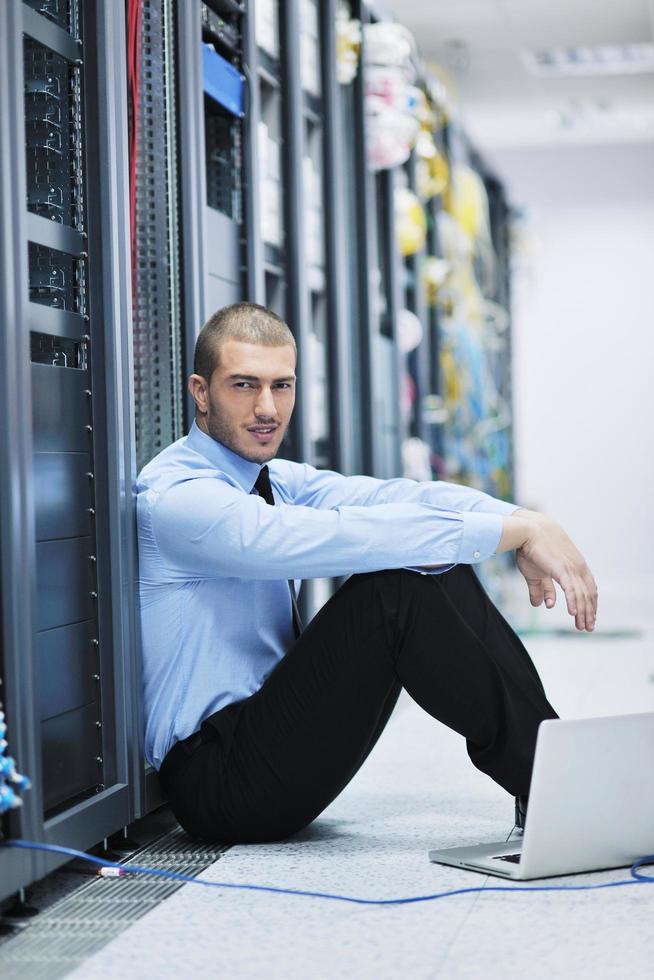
xmin=253 ymin=465 xmax=302 ymax=639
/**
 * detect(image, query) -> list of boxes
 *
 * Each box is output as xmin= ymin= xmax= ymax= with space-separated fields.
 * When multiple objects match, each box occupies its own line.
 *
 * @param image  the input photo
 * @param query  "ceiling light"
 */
xmin=523 ymin=43 xmax=654 ymax=77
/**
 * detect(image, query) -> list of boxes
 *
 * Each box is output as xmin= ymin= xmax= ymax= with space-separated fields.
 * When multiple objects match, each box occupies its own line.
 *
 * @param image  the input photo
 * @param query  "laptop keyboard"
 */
xmin=493 ymin=853 xmax=521 ymax=864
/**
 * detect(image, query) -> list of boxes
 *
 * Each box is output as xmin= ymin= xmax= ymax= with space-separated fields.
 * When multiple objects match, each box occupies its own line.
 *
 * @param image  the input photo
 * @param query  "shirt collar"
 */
xmin=186 ymin=420 xmax=264 ymax=493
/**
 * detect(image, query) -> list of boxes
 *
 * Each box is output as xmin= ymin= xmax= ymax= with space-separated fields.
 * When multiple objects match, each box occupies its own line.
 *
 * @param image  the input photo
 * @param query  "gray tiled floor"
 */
xmin=70 ymin=577 xmax=654 ymax=979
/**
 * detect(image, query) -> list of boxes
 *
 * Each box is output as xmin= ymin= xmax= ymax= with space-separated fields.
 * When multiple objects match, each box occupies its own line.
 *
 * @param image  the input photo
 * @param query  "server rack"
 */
xmin=403 ymin=149 xmax=431 ymax=449
xmin=440 ymin=120 xmax=515 ymax=502
xmin=132 ymin=0 xmax=184 ymax=472
xmin=424 ymin=123 xmax=448 ymax=471
xmin=320 ymin=0 xmax=355 ymax=478
xmin=0 ymin=0 xmax=40 ymax=904
xmin=483 ymin=173 xmax=515 ymax=502
xmin=0 ymin=0 xmax=137 ymax=903
xmin=198 ymin=1 xmax=246 ymax=330
xmin=331 ymin=0 xmax=376 ymax=479
xmin=374 ymin=166 xmax=404 ymax=477
xmin=351 ymin=1 xmax=403 ymax=480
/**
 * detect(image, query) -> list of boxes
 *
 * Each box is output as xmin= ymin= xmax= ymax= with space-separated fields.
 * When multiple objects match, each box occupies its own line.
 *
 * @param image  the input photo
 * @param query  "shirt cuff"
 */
xmin=458 ymin=512 xmax=504 ymax=564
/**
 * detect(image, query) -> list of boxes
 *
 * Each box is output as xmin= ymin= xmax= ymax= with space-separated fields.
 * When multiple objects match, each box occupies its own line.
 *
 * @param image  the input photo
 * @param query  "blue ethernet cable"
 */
xmin=2 ymin=839 xmax=654 ymax=906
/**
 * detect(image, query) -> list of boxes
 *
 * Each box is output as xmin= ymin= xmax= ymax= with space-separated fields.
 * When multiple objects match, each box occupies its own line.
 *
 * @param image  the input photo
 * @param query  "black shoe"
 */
xmin=515 ymin=794 xmax=528 ymax=832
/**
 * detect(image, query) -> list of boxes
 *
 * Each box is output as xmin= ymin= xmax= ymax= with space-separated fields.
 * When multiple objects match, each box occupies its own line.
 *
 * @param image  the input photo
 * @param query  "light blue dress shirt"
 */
xmin=136 ymin=421 xmax=520 ymax=769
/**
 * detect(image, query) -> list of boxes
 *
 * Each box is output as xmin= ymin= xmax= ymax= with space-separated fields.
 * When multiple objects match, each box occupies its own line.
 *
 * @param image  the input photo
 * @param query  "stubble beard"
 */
xmin=204 ymin=408 xmax=283 ymax=464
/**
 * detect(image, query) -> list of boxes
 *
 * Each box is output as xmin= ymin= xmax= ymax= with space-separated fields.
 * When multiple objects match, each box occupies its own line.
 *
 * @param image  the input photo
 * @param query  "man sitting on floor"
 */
xmin=136 ymin=302 xmax=598 ymax=844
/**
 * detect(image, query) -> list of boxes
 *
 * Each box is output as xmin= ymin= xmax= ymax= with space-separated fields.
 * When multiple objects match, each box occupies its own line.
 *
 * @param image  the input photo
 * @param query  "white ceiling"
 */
xmin=384 ymin=0 xmax=654 ymax=147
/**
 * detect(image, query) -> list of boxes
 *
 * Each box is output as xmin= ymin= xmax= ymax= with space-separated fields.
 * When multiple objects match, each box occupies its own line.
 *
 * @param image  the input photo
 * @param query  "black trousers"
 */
xmin=158 ymin=565 xmax=558 ymax=845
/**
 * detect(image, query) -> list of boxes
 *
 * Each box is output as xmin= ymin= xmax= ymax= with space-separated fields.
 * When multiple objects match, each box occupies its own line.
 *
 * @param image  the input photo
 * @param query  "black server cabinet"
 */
xmin=483 ymin=174 xmax=515 ymax=503
xmin=346 ymin=0 xmax=403 ymax=480
xmin=424 ymin=133 xmax=446 ymax=470
xmin=0 ymin=0 xmax=40 ymax=900
xmin=202 ymin=1 xmax=246 ymax=316
xmin=403 ymin=149 xmax=431 ymax=449
xmin=374 ymin=166 xmax=403 ymax=479
xmin=0 ymin=0 xmax=138 ymax=903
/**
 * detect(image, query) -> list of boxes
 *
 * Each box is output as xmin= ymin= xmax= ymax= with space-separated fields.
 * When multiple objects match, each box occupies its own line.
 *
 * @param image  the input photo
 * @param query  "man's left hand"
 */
xmin=512 ymin=508 xmax=598 ymax=631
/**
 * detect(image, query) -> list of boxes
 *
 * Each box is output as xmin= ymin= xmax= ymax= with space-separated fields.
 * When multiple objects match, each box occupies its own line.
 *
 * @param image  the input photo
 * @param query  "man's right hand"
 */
xmin=497 ymin=514 xmax=598 ymax=633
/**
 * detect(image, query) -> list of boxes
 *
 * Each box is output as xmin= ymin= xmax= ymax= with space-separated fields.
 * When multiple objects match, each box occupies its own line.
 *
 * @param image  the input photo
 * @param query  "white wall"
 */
xmin=489 ymin=142 xmax=654 ymax=611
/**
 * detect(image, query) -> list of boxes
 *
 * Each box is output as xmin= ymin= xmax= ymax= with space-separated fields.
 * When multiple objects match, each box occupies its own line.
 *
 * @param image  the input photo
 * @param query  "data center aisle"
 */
xmin=70 ymin=578 xmax=654 ymax=980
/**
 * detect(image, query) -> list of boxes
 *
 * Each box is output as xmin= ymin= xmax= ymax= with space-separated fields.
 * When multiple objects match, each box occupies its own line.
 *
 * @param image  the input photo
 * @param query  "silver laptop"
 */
xmin=429 ymin=712 xmax=654 ymax=880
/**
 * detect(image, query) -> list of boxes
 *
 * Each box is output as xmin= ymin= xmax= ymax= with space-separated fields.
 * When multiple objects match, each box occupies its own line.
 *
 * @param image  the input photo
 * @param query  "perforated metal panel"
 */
xmin=205 ymin=102 xmax=243 ymax=219
xmin=28 ymin=245 xmax=86 ymax=312
xmin=23 ymin=7 xmax=105 ymax=819
xmin=133 ymin=0 xmax=183 ymax=472
xmin=23 ymin=35 xmax=84 ymax=228
xmin=0 ymin=827 xmax=229 ymax=977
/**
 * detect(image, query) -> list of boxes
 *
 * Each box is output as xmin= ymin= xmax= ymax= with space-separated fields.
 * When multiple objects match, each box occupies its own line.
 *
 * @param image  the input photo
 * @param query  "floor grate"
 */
xmin=0 ymin=824 xmax=229 ymax=979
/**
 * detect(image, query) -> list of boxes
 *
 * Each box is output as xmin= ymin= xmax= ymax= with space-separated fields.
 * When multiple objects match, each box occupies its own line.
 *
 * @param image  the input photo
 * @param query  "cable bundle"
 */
xmin=363 ymin=22 xmax=421 ymax=171
xmin=0 ymin=706 xmax=31 ymax=815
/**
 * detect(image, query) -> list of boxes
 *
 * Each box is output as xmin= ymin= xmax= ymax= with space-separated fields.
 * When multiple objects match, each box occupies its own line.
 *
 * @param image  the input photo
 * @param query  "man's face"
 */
xmin=189 ymin=340 xmax=296 ymax=463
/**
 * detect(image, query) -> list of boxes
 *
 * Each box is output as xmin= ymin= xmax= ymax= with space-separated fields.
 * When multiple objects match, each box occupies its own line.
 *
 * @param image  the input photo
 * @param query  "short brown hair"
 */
xmin=193 ymin=302 xmax=297 ymax=382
